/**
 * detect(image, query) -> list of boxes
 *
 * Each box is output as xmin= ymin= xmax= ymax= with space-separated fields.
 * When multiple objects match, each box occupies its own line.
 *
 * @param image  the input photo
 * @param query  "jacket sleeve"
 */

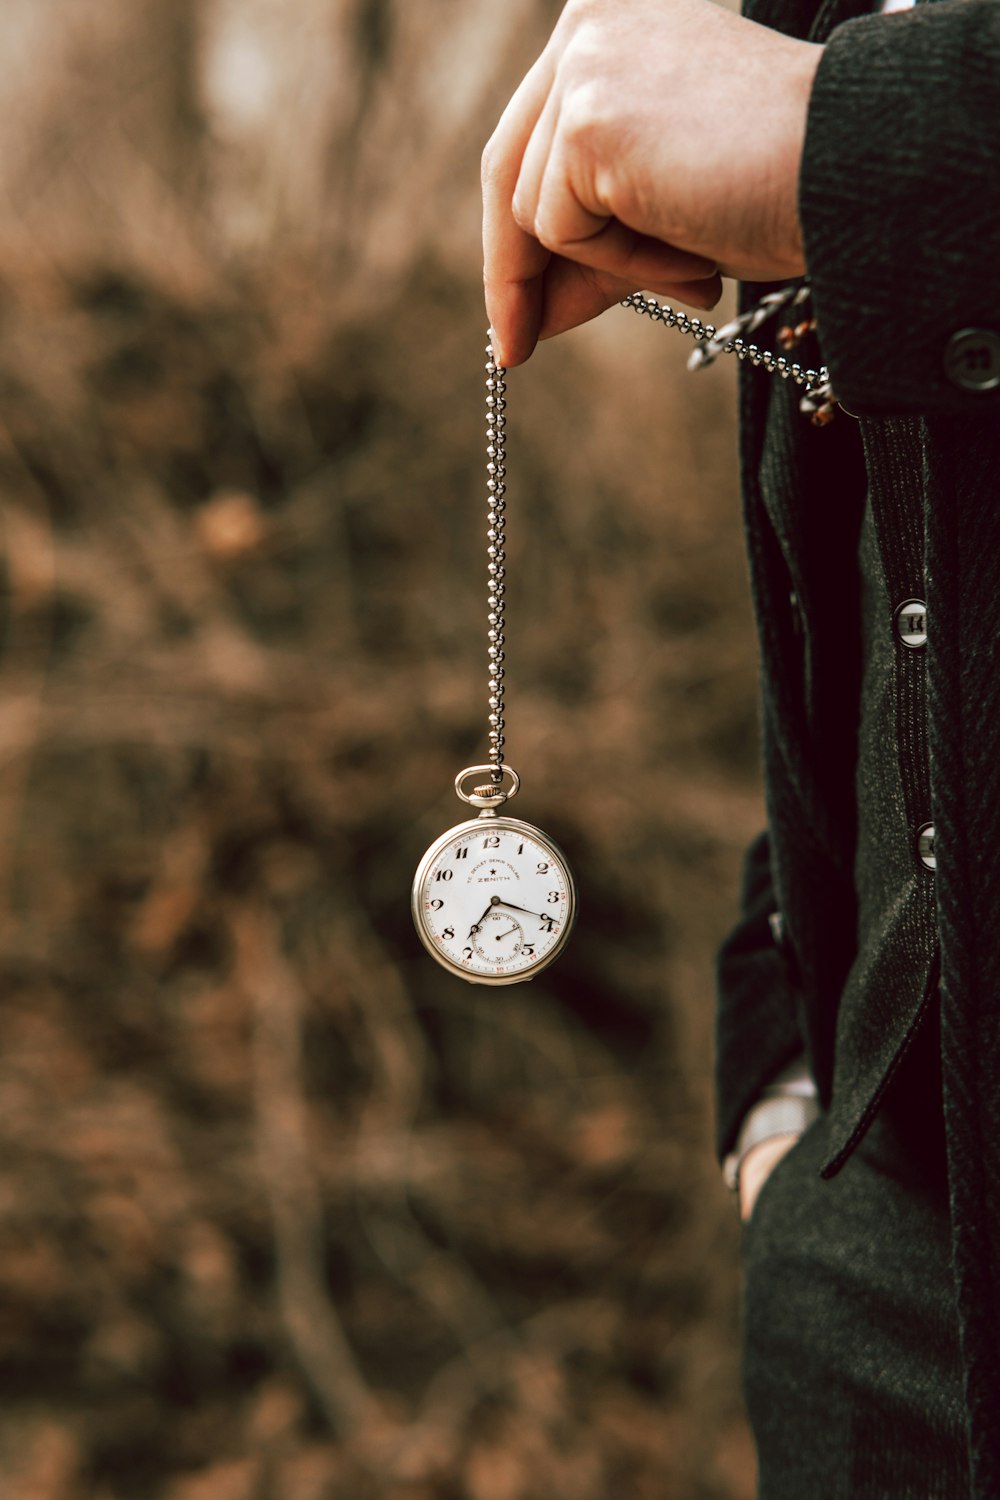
xmin=799 ymin=0 xmax=1000 ymax=418
xmin=715 ymin=830 xmax=807 ymax=1160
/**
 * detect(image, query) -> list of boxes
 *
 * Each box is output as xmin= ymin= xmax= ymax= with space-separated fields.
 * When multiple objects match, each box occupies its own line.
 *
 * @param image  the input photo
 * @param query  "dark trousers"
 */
xmin=741 ymin=1014 xmax=971 ymax=1499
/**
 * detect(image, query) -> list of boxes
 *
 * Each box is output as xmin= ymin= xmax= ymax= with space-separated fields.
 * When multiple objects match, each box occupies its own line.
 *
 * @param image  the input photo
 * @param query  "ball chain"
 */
xmin=480 ymin=292 xmax=833 ymax=780
xmin=620 ymin=290 xmax=831 ymax=405
xmin=485 ymin=335 xmax=506 ymax=782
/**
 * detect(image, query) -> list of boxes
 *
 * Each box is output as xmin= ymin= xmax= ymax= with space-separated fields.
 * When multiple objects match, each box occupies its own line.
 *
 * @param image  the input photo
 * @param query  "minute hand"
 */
xmin=496 ymin=900 xmax=556 ymax=924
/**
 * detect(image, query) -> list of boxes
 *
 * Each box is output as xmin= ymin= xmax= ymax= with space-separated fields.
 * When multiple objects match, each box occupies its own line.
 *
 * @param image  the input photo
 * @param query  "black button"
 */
xmin=944 ymin=329 xmax=1000 ymax=393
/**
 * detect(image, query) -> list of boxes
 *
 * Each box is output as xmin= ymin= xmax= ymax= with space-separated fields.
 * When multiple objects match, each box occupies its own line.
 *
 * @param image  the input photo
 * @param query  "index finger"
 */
xmin=481 ymin=55 xmax=556 ymax=368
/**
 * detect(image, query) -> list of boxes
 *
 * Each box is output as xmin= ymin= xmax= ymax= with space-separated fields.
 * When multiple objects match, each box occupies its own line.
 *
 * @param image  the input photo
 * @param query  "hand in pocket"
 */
xmin=740 ymin=1133 xmax=802 ymax=1223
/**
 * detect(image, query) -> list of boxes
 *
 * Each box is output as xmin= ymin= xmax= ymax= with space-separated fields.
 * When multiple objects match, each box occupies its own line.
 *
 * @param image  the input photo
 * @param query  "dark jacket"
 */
xmin=715 ymin=0 xmax=1000 ymax=1488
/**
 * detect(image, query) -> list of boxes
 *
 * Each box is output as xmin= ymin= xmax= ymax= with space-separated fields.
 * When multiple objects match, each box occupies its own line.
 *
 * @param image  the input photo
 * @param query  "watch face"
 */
xmin=412 ymin=816 xmax=576 ymax=984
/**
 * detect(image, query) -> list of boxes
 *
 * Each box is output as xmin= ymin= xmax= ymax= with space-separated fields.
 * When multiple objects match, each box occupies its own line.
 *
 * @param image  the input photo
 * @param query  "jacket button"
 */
xmin=944 ymin=328 xmax=1000 ymax=392
xmin=916 ymin=822 xmax=936 ymax=870
xmin=894 ymin=598 xmax=927 ymax=649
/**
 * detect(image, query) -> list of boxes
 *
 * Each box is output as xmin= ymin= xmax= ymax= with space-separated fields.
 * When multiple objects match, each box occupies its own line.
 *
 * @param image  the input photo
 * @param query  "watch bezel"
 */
xmin=411 ymin=814 xmax=577 ymax=985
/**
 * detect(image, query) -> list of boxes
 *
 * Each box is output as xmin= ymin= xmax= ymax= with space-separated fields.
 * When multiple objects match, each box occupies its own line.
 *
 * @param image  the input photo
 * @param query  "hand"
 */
xmin=738 ymin=1132 xmax=800 ymax=1224
xmin=482 ymin=0 xmax=823 ymax=366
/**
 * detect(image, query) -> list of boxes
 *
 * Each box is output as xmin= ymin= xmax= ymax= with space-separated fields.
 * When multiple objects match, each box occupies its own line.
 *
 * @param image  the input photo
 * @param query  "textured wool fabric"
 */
xmin=714 ymin=367 xmax=868 ymax=1156
xmin=743 ymin=1020 xmax=969 ymax=1500
xmin=801 ymin=0 xmax=1000 ymax=417
xmin=818 ymin=420 xmax=938 ymax=1179
xmin=924 ymin=419 xmax=1000 ymax=1498
xmin=715 ymin=0 xmax=1000 ymax=1491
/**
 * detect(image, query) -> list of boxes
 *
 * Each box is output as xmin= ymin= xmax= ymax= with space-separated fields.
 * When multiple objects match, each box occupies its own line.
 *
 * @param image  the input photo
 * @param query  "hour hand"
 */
xmin=467 ymin=904 xmax=494 ymax=939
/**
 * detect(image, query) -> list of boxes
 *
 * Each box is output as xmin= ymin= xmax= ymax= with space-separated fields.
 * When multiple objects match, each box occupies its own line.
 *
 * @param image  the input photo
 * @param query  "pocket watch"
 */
xmin=413 ymin=289 xmax=838 ymax=985
xmin=412 ymin=337 xmax=577 ymax=984
xmin=412 ymin=765 xmax=577 ymax=985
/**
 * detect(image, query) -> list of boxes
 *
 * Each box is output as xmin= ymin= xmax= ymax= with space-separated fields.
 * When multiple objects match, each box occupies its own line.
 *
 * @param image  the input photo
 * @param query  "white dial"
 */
xmin=412 ymin=815 xmax=576 ymax=984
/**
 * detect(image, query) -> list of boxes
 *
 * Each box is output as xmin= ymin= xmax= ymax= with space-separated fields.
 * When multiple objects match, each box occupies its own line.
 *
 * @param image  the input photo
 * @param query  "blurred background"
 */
xmin=0 ymin=2 xmax=767 ymax=1497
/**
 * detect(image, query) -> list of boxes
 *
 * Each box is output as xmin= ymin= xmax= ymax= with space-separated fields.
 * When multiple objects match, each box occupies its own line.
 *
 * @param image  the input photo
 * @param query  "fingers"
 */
xmin=518 ymin=121 xmax=719 ymax=292
xmin=533 ymin=257 xmax=722 ymax=345
xmin=536 ymin=217 xmax=723 ymax=317
xmin=487 ymin=156 xmax=721 ymax=363
xmin=511 ymin=84 xmax=578 ymax=247
xmin=484 ymin=54 xmax=721 ymax=367
xmin=482 ymin=55 xmax=556 ymax=368
xmin=738 ymin=1132 xmax=800 ymax=1224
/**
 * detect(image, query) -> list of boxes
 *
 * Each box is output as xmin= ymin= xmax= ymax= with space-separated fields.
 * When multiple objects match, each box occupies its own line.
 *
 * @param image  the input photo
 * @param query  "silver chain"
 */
xmin=480 ymin=292 xmax=832 ymax=779
xmin=485 ymin=335 xmax=506 ymax=782
xmin=620 ymin=290 xmax=831 ymax=402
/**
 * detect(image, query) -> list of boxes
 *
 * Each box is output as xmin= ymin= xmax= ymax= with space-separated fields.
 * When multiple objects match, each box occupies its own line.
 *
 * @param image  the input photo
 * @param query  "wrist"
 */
xmin=788 ymin=42 xmax=825 ymax=274
xmin=765 ymin=36 xmax=824 ymax=279
xmin=719 ymin=30 xmax=823 ymax=281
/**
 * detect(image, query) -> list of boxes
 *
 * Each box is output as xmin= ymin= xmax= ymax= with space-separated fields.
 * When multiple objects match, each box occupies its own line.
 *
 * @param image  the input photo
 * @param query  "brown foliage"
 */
xmin=0 ymin=4 xmax=762 ymax=1498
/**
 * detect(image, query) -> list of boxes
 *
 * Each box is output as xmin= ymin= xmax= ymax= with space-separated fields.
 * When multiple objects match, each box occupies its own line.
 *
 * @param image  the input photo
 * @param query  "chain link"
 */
xmin=485 ymin=336 xmax=506 ymax=782
xmin=480 ymin=297 xmax=831 ymax=778
xmin=620 ymin=291 xmax=830 ymax=399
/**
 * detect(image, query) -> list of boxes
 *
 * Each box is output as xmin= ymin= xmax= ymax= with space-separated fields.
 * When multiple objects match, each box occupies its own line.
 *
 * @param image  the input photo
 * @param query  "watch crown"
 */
xmin=467 ymin=783 xmax=508 ymax=815
xmin=472 ymin=783 xmax=506 ymax=803
xmin=454 ymin=763 xmax=520 ymax=811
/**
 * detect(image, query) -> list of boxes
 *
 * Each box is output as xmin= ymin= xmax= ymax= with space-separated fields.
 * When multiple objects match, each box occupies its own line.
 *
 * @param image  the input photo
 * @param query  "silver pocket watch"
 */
xmin=411 ymin=338 xmax=577 ymax=984
xmin=412 ymin=765 xmax=577 ymax=985
xmin=412 ymin=288 xmax=825 ymax=982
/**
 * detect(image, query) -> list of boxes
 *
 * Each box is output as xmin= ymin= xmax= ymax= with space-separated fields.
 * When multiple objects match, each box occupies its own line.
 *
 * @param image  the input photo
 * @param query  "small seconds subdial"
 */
xmin=472 ymin=908 xmax=524 ymax=962
xmin=412 ymin=815 xmax=577 ymax=984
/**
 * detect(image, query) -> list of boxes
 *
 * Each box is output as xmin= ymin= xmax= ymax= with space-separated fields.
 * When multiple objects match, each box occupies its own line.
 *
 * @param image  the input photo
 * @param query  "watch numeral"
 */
xmin=522 ymin=943 xmax=535 ymax=957
xmin=435 ymin=869 xmax=453 ymax=882
xmin=455 ymin=846 xmax=469 ymax=860
xmin=536 ymin=862 xmax=549 ymax=874
xmin=483 ymin=835 xmax=501 ymax=849
xmin=517 ymin=843 xmax=525 ymax=855
xmin=430 ymin=898 xmax=444 ymax=911
xmin=547 ymin=891 xmax=560 ymax=903
xmin=540 ymin=914 xmax=556 ymax=933
xmin=463 ymin=946 xmax=473 ymax=961
xmin=442 ymin=926 xmax=455 ymax=941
